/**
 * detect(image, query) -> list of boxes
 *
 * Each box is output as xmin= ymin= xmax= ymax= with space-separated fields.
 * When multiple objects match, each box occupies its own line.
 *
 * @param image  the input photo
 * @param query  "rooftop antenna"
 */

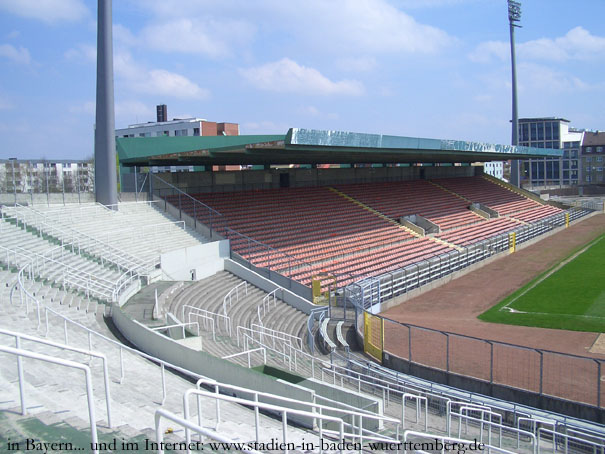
xmin=508 ymin=0 xmax=522 ymax=186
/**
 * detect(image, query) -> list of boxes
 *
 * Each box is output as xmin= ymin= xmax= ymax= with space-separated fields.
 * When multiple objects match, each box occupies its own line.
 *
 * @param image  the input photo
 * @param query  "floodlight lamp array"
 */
xmin=508 ymin=0 xmax=522 ymax=23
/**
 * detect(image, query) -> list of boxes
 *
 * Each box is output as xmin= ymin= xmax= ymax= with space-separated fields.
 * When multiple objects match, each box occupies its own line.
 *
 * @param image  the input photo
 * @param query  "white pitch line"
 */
xmin=500 ymin=235 xmax=604 ymax=313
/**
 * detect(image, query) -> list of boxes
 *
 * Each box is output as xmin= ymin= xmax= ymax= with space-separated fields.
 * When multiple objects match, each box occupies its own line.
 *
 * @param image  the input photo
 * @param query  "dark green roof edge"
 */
xmin=117 ymin=134 xmax=285 ymax=161
xmin=285 ymin=128 xmax=563 ymax=158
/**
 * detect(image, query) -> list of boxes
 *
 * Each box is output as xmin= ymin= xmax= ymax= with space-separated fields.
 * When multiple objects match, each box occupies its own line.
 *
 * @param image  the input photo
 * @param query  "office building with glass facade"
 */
xmin=517 ymin=117 xmax=583 ymax=189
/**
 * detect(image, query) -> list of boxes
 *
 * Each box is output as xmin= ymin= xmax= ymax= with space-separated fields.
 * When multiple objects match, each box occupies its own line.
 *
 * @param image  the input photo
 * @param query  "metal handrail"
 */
xmin=250 ymin=323 xmax=303 ymax=350
xmin=151 ymin=174 xmax=223 ymax=239
xmin=221 ymin=347 xmax=266 ymax=368
xmin=151 ymin=321 xmax=200 ymax=338
xmin=402 ymin=430 xmax=517 ymax=454
xmin=183 ymin=389 xmax=347 ymax=454
xmin=0 ymin=345 xmax=100 ymax=454
xmin=3 ymin=245 xmax=115 ymax=302
xmin=258 ymin=287 xmax=282 ymax=323
xmin=537 ymin=427 xmax=605 ymax=454
xmin=7 ymin=203 xmax=150 ymax=274
xmin=7 ymin=263 xmax=210 ymax=406
xmin=222 ymin=281 xmax=248 ymax=315
xmin=155 ymin=408 xmax=262 ymax=454
xmin=181 ymin=304 xmax=231 ymax=336
xmin=189 ymin=378 xmax=401 ymax=450
xmin=0 ymin=328 xmax=112 ymax=428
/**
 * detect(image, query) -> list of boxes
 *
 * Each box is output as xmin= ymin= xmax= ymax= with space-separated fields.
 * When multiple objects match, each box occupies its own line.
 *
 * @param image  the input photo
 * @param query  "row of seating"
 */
xmin=435 ymin=177 xmax=542 ymax=216
xmin=165 ymin=177 xmax=567 ymax=288
xmin=437 ymin=217 xmax=522 ymax=247
xmin=334 ymin=180 xmax=483 ymax=231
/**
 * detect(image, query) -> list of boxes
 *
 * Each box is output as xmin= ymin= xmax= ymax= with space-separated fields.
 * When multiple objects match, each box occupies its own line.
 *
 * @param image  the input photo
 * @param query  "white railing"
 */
xmin=250 ymin=323 xmax=303 ymax=350
xmin=186 ymin=379 xmax=401 ymax=453
xmin=99 ymin=221 xmax=187 ymax=251
xmin=223 ymin=281 xmax=248 ymax=315
xmin=6 ymin=263 xmax=209 ymax=406
xmin=181 ymin=304 xmax=231 ymax=336
xmin=155 ymin=408 xmax=262 ymax=454
xmin=0 ymin=328 xmax=112 ymax=427
xmin=516 ymin=416 xmax=555 ymax=450
xmin=237 ymin=325 xmax=297 ymax=351
xmin=537 ymin=427 xmax=605 ymax=454
xmin=452 ymin=411 xmax=536 ymax=453
xmin=3 ymin=245 xmax=115 ymax=303
xmin=258 ymin=287 xmax=282 ymax=324
xmin=7 ymin=203 xmax=150 ymax=275
xmin=221 ymin=347 xmax=266 ymax=368
xmin=402 ymin=430 xmax=517 ymax=454
xmin=151 ymin=321 xmax=200 ymax=338
xmin=187 ymin=311 xmax=215 ymax=343
xmin=7 ymin=251 xmax=603 ymax=451
xmin=183 ymin=389 xmax=347 ymax=454
xmin=0 ymin=345 xmax=100 ymax=454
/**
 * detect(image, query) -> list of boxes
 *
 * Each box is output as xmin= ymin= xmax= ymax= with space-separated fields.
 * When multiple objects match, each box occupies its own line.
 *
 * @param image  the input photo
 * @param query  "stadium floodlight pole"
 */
xmin=508 ymin=0 xmax=522 ymax=187
xmin=94 ymin=0 xmax=118 ymax=209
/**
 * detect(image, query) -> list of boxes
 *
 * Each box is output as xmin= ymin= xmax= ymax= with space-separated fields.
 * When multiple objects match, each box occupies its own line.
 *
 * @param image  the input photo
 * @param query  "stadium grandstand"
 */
xmin=2 ymin=127 xmax=605 ymax=453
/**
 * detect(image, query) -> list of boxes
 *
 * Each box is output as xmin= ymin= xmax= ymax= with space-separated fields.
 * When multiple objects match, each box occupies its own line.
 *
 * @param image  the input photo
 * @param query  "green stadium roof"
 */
xmin=116 ymin=128 xmax=563 ymax=167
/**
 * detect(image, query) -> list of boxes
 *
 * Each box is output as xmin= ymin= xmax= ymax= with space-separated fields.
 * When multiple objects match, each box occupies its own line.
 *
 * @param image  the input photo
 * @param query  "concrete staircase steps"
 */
xmin=1 ymin=301 xmax=319 ymax=443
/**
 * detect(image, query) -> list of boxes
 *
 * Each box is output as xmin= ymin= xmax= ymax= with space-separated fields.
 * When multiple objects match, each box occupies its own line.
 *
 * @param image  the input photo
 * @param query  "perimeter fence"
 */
xmin=346 ymin=204 xmax=604 ymax=409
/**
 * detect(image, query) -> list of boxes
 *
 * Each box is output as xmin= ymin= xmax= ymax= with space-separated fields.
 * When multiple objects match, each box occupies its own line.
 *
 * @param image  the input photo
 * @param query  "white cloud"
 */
xmin=114 ymin=51 xmax=209 ymax=99
xmin=240 ymin=58 xmax=364 ymax=96
xmin=522 ymin=27 xmax=605 ymax=62
xmin=144 ymin=70 xmax=209 ymax=99
xmin=468 ymin=41 xmax=508 ymax=63
xmin=7 ymin=30 xmax=20 ymax=39
xmin=299 ymin=105 xmax=339 ymax=120
xmin=140 ymin=18 xmax=255 ymax=58
xmin=68 ymin=101 xmax=95 ymax=115
xmin=336 ymin=57 xmax=377 ymax=72
xmin=0 ymin=44 xmax=31 ymax=64
xmin=241 ymin=120 xmax=288 ymax=134
xmin=115 ymin=101 xmax=155 ymax=122
xmin=0 ymin=0 xmax=88 ymax=23
xmin=113 ymin=24 xmax=137 ymax=48
xmin=131 ymin=0 xmax=453 ymax=56
xmin=470 ymin=27 xmax=605 ymax=63
xmin=286 ymin=0 xmax=454 ymax=54
xmin=64 ymin=44 xmax=96 ymax=63
xmin=519 ymin=63 xmax=593 ymax=93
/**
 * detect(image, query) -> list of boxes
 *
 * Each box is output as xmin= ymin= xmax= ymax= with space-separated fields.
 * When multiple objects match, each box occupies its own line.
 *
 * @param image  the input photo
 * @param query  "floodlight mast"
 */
xmin=508 ymin=0 xmax=522 ymax=186
xmin=94 ymin=0 xmax=118 ymax=208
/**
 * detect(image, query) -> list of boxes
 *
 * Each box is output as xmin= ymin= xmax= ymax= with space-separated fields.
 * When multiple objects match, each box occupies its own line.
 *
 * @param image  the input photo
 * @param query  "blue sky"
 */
xmin=1 ymin=0 xmax=604 ymax=160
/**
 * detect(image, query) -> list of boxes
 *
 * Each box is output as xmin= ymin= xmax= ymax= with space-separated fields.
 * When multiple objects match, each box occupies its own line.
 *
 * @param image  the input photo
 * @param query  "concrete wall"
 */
xmin=112 ymin=303 xmax=385 ymax=428
xmin=160 ymin=241 xmax=229 ymax=281
xmin=111 ymin=303 xmax=316 ymax=427
xmin=226 ymin=256 xmax=313 ymax=303
xmin=225 ymin=259 xmax=315 ymax=313
xmin=152 ymin=165 xmax=476 ymax=194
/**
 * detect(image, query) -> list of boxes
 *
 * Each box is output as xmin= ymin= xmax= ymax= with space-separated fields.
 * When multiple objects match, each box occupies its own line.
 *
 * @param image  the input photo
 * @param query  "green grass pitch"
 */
xmin=479 ymin=233 xmax=605 ymax=332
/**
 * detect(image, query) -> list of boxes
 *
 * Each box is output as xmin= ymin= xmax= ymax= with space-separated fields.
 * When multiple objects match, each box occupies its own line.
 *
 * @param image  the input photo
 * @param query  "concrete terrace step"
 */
xmin=1 ymin=289 xmax=319 ymax=448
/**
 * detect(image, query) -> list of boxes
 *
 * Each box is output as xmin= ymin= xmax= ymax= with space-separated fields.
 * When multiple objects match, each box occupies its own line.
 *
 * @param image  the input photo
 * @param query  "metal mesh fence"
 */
xmin=409 ymin=326 xmax=447 ymax=371
xmin=492 ymin=343 xmax=541 ymax=394
xmin=448 ymin=334 xmax=491 ymax=382
xmin=542 ymin=351 xmax=600 ymax=407
xmin=378 ymin=316 xmax=604 ymax=407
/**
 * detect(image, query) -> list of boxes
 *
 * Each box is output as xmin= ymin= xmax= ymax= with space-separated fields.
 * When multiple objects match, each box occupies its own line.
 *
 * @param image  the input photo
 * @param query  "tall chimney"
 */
xmin=157 ymin=104 xmax=167 ymax=123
